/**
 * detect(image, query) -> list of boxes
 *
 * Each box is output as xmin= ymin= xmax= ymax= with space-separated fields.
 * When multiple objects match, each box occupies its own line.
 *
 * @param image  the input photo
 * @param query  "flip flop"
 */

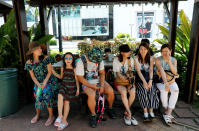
xmin=31 ymin=116 xmax=39 ymax=124
xmin=57 ymin=122 xmax=69 ymax=130
xmin=45 ymin=116 xmax=55 ymax=126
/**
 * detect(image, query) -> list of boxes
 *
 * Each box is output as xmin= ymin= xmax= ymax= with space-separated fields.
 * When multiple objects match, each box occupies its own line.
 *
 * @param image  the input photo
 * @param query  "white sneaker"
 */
xmin=149 ymin=112 xmax=155 ymax=118
xmin=124 ymin=116 xmax=131 ymax=126
xmin=131 ymin=116 xmax=138 ymax=126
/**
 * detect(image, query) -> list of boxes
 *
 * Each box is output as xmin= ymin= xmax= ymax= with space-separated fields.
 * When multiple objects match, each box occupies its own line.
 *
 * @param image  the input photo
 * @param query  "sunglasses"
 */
xmin=65 ymin=57 xmax=73 ymax=60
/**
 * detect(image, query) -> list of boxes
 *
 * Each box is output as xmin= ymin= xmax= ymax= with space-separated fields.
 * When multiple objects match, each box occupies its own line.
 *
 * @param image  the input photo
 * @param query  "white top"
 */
xmin=76 ymin=58 xmax=104 ymax=84
xmin=134 ymin=56 xmax=153 ymax=72
xmin=113 ymin=57 xmax=134 ymax=74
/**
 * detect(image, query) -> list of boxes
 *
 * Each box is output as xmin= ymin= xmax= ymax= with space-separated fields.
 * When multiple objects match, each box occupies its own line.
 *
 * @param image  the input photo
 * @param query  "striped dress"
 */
xmin=59 ymin=68 xmax=79 ymax=101
xmin=135 ymin=57 xmax=159 ymax=109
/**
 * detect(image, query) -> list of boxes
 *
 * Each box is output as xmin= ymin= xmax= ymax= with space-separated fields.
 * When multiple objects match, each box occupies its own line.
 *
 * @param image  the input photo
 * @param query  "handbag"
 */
xmin=116 ymin=59 xmax=135 ymax=86
xmin=156 ymin=70 xmax=179 ymax=84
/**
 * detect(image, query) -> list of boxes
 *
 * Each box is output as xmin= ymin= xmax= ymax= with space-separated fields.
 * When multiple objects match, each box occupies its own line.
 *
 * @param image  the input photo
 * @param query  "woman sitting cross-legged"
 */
xmin=134 ymin=42 xmax=159 ymax=122
xmin=113 ymin=44 xmax=138 ymax=126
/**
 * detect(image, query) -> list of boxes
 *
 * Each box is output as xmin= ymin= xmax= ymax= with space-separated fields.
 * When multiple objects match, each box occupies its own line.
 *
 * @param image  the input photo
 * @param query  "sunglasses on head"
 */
xmin=65 ymin=57 xmax=73 ymax=60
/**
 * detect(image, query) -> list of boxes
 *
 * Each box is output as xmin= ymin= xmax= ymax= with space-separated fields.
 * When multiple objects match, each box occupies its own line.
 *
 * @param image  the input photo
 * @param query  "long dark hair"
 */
xmin=138 ymin=42 xmax=150 ymax=64
xmin=63 ymin=52 xmax=76 ymax=69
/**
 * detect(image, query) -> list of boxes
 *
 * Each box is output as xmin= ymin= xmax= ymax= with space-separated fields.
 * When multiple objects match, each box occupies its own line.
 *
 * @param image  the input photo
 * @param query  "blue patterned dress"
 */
xmin=24 ymin=57 xmax=58 ymax=110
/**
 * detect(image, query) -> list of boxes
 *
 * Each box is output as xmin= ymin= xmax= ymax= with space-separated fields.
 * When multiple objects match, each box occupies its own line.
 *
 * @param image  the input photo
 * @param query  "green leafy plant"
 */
xmin=28 ymin=23 xmax=54 ymax=44
xmin=154 ymin=10 xmax=191 ymax=60
xmin=0 ymin=9 xmax=19 ymax=68
xmin=49 ymin=40 xmax=57 ymax=46
xmin=78 ymin=33 xmax=157 ymax=57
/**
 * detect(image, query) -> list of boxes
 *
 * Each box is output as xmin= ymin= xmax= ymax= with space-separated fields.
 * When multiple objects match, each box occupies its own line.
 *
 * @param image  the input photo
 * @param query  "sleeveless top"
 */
xmin=159 ymin=56 xmax=175 ymax=71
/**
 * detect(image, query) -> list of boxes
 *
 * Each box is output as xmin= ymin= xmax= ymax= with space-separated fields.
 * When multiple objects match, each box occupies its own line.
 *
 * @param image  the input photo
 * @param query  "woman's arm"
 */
xmin=148 ymin=57 xmax=154 ymax=88
xmin=169 ymin=58 xmax=177 ymax=74
xmin=74 ymin=69 xmax=80 ymax=90
xmin=42 ymin=63 xmax=52 ymax=88
xmin=26 ymin=60 xmax=42 ymax=87
xmin=116 ymin=72 xmax=128 ymax=82
xmin=155 ymin=58 xmax=167 ymax=84
xmin=52 ymin=67 xmax=63 ymax=79
xmin=29 ymin=70 xmax=42 ymax=87
xmin=155 ymin=58 xmax=170 ymax=91
xmin=134 ymin=58 xmax=147 ymax=84
xmin=74 ymin=69 xmax=80 ymax=96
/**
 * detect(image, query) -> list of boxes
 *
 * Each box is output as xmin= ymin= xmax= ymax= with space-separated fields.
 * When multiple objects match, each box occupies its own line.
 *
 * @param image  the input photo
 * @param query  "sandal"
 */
xmin=45 ymin=116 xmax=55 ymax=126
xmin=54 ymin=117 xmax=62 ymax=127
xmin=168 ymin=115 xmax=175 ymax=122
xmin=163 ymin=114 xmax=172 ymax=125
xmin=31 ymin=116 xmax=39 ymax=124
xmin=57 ymin=122 xmax=69 ymax=130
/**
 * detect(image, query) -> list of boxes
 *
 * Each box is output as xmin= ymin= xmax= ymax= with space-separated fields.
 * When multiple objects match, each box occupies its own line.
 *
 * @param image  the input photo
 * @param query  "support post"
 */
xmin=13 ymin=0 xmax=32 ymax=103
xmin=168 ymin=0 xmax=178 ymax=56
xmin=58 ymin=6 xmax=63 ymax=53
xmin=185 ymin=1 xmax=199 ymax=103
xmin=109 ymin=5 xmax=113 ymax=39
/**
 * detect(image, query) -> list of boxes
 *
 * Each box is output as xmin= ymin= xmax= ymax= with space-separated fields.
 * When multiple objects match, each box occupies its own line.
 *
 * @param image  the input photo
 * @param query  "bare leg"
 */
xmin=117 ymin=86 xmax=131 ymax=119
xmin=104 ymin=81 xmax=114 ymax=108
xmin=36 ymin=108 xmax=41 ymax=118
xmin=62 ymin=100 xmax=70 ymax=124
xmin=84 ymin=88 xmax=96 ymax=115
xmin=57 ymin=94 xmax=64 ymax=118
xmin=47 ymin=108 xmax=54 ymax=118
xmin=128 ymin=88 xmax=136 ymax=108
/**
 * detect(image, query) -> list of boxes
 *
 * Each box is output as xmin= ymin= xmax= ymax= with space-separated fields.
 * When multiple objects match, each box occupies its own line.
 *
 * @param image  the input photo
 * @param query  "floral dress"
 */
xmin=25 ymin=57 xmax=58 ymax=110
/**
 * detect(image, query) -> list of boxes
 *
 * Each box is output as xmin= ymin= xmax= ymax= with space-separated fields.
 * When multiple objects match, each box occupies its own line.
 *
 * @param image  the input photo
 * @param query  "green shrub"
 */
xmin=49 ymin=40 xmax=57 ymax=46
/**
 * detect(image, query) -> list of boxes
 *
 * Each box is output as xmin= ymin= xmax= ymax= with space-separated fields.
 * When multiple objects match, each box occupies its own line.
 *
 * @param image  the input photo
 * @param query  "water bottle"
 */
xmin=36 ymin=86 xmax=42 ymax=100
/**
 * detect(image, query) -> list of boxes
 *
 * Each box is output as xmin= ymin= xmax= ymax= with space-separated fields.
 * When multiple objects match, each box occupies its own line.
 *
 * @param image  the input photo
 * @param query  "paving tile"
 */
xmin=176 ymin=101 xmax=192 ymax=108
xmin=175 ymin=118 xmax=199 ymax=128
xmin=194 ymin=118 xmax=199 ymax=124
xmin=174 ymin=108 xmax=197 ymax=118
xmin=190 ymin=107 xmax=199 ymax=116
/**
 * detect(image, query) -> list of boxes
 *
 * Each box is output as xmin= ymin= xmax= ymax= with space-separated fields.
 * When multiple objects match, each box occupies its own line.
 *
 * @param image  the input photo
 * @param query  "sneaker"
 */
xmin=107 ymin=108 xmax=117 ymax=119
xmin=124 ymin=116 xmax=131 ymax=126
xmin=131 ymin=116 xmax=138 ymax=125
xmin=89 ymin=115 xmax=97 ymax=128
xmin=149 ymin=112 xmax=155 ymax=120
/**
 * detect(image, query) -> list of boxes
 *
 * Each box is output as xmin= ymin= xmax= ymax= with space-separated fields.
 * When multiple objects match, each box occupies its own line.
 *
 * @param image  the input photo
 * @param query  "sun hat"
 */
xmin=26 ymin=41 xmax=41 ymax=55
